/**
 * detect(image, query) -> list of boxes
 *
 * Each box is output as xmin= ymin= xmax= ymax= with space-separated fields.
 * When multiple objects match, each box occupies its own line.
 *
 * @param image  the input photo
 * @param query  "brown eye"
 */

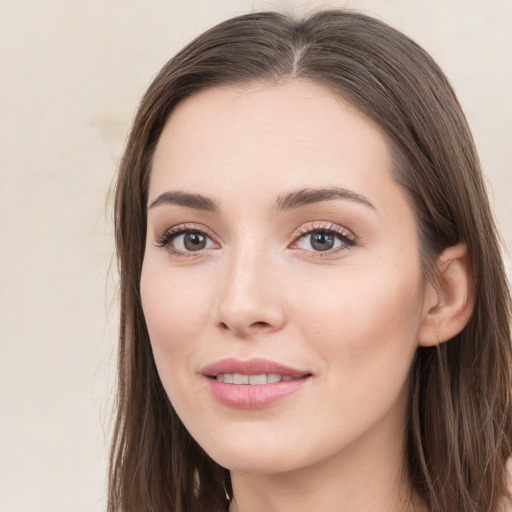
xmin=293 ymin=225 xmax=356 ymax=254
xmin=309 ymin=232 xmax=336 ymax=251
xmin=156 ymin=228 xmax=217 ymax=254
xmin=296 ymin=230 xmax=343 ymax=252
xmin=182 ymin=232 xmax=207 ymax=251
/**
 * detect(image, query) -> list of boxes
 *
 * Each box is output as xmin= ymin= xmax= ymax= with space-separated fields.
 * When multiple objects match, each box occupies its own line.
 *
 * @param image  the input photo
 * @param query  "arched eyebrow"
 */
xmin=148 ymin=191 xmax=218 ymax=211
xmin=274 ymin=187 xmax=375 ymax=211
xmin=148 ymin=186 xmax=374 ymax=212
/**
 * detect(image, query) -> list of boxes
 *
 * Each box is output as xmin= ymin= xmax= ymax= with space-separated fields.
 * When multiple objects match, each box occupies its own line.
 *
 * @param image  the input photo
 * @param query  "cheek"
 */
xmin=140 ymin=264 xmax=210 ymax=377
xmin=286 ymin=270 xmax=425 ymax=455
xmin=140 ymin=264 xmax=216 ymax=426
xmin=294 ymin=266 xmax=425 ymax=386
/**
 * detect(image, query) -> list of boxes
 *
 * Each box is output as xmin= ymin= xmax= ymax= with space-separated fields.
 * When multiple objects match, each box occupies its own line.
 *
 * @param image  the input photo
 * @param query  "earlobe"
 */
xmin=418 ymin=243 xmax=474 ymax=347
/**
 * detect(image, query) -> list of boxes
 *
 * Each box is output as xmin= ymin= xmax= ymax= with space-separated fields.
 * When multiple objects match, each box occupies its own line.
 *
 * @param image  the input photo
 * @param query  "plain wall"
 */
xmin=0 ymin=1 xmax=510 ymax=511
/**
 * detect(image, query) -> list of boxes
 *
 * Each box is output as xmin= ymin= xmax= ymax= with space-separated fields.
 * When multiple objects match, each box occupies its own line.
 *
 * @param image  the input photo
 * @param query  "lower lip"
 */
xmin=206 ymin=378 xmax=309 ymax=409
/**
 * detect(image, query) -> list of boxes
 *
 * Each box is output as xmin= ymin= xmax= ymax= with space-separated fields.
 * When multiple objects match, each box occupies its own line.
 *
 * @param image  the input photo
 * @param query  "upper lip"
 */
xmin=201 ymin=358 xmax=310 ymax=378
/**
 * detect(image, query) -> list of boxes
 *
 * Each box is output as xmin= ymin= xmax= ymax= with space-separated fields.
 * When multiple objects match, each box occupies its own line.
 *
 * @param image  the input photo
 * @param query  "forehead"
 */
xmin=149 ymin=80 xmax=398 ymax=210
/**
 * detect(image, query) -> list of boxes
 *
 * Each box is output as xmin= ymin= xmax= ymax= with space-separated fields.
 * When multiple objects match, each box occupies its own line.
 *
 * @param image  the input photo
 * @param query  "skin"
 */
xmin=141 ymin=80 xmax=432 ymax=512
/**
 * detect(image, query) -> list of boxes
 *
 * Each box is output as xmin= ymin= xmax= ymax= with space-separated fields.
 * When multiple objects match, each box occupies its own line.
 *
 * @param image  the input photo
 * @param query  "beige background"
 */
xmin=0 ymin=1 xmax=510 ymax=511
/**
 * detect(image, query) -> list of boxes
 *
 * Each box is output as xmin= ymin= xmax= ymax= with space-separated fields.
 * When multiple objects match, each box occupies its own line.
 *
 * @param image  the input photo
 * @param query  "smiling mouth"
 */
xmin=214 ymin=373 xmax=305 ymax=385
xmin=202 ymin=358 xmax=312 ymax=383
xmin=206 ymin=372 xmax=311 ymax=408
xmin=202 ymin=358 xmax=312 ymax=407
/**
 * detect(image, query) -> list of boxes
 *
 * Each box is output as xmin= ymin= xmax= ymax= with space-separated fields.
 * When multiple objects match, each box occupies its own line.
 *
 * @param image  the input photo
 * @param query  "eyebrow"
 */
xmin=148 ymin=186 xmax=374 ymax=213
xmin=148 ymin=191 xmax=218 ymax=211
xmin=274 ymin=187 xmax=375 ymax=211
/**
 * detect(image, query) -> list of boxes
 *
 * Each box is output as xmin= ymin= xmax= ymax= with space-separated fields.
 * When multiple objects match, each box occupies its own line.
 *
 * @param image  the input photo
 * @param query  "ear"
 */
xmin=418 ymin=243 xmax=474 ymax=347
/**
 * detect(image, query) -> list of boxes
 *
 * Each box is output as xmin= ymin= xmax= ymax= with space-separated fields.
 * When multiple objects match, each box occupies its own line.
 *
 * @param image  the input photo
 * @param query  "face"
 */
xmin=141 ymin=80 xmax=429 ymax=476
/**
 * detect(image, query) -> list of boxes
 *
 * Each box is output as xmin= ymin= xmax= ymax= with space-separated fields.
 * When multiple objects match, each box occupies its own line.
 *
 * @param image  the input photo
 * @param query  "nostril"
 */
xmin=251 ymin=321 xmax=270 ymax=328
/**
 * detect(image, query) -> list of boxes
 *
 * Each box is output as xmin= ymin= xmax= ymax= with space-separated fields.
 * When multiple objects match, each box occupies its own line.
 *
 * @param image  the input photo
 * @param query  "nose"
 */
xmin=214 ymin=247 xmax=286 ymax=338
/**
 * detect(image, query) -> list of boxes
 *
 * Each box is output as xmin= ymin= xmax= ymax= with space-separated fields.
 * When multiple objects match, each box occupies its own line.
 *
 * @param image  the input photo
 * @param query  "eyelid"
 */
xmin=289 ymin=221 xmax=357 ymax=255
xmin=154 ymin=221 xmax=356 ymax=258
xmin=155 ymin=223 xmax=220 ymax=255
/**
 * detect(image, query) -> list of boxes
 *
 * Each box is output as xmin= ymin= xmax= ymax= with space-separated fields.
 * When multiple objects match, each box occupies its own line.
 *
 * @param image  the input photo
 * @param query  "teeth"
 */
xmin=215 ymin=373 xmax=299 ymax=385
xmin=233 ymin=373 xmax=249 ymax=384
xmin=249 ymin=374 xmax=267 ymax=385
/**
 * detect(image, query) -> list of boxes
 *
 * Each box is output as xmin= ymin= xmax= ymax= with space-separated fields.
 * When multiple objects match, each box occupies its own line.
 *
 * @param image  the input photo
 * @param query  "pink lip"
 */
xmin=201 ymin=358 xmax=308 ymax=378
xmin=201 ymin=358 xmax=312 ymax=409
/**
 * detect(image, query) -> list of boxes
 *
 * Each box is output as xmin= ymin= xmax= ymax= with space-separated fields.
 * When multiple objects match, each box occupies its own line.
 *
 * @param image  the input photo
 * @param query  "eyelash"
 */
xmin=290 ymin=222 xmax=356 ymax=257
xmin=155 ymin=222 xmax=356 ymax=258
xmin=155 ymin=224 xmax=217 ymax=257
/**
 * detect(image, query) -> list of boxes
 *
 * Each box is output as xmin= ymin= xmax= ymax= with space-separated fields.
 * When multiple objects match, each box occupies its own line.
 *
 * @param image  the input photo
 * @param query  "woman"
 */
xmin=109 ymin=10 xmax=512 ymax=512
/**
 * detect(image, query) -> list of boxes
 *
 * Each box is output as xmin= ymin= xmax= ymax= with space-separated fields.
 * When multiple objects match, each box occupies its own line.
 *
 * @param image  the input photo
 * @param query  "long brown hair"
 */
xmin=110 ymin=10 xmax=512 ymax=512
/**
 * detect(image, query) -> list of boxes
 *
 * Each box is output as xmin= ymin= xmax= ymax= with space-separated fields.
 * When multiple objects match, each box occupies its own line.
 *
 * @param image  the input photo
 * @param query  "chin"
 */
xmin=193 ymin=430 xmax=325 ymax=476
xmin=210 ymin=450 xmax=300 ymax=475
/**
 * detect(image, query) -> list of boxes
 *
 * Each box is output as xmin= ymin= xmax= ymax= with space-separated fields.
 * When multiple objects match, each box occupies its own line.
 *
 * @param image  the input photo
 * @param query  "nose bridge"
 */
xmin=215 ymin=236 xmax=285 ymax=336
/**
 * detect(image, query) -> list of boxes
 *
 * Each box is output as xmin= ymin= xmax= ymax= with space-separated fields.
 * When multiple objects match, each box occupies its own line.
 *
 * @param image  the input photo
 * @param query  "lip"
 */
xmin=201 ymin=358 xmax=309 ymax=379
xmin=201 ymin=358 xmax=312 ymax=409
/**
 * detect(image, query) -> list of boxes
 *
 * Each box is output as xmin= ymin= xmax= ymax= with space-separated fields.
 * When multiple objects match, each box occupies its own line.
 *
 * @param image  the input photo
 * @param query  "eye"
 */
xmin=172 ymin=231 xmax=215 ymax=251
xmin=297 ymin=231 xmax=342 ymax=251
xmin=291 ymin=223 xmax=356 ymax=254
xmin=156 ymin=225 xmax=218 ymax=255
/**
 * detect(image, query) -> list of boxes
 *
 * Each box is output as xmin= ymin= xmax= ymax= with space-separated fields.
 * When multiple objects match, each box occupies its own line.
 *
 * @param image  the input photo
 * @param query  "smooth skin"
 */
xmin=141 ymin=80 xmax=473 ymax=512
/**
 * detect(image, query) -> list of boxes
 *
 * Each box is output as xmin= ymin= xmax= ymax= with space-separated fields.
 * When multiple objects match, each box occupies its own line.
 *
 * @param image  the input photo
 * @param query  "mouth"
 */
xmin=214 ymin=373 xmax=304 ymax=384
xmin=201 ymin=358 xmax=312 ymax=408
xmin=201 ymin=357 xmax=311 ymax=381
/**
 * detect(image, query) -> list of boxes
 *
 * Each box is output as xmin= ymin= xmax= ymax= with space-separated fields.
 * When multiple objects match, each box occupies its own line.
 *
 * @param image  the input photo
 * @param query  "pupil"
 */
xmin=184 ymin=232 xmax=206 ymax=251
xmin=311 ymin=232 xmax=334 ymax=251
